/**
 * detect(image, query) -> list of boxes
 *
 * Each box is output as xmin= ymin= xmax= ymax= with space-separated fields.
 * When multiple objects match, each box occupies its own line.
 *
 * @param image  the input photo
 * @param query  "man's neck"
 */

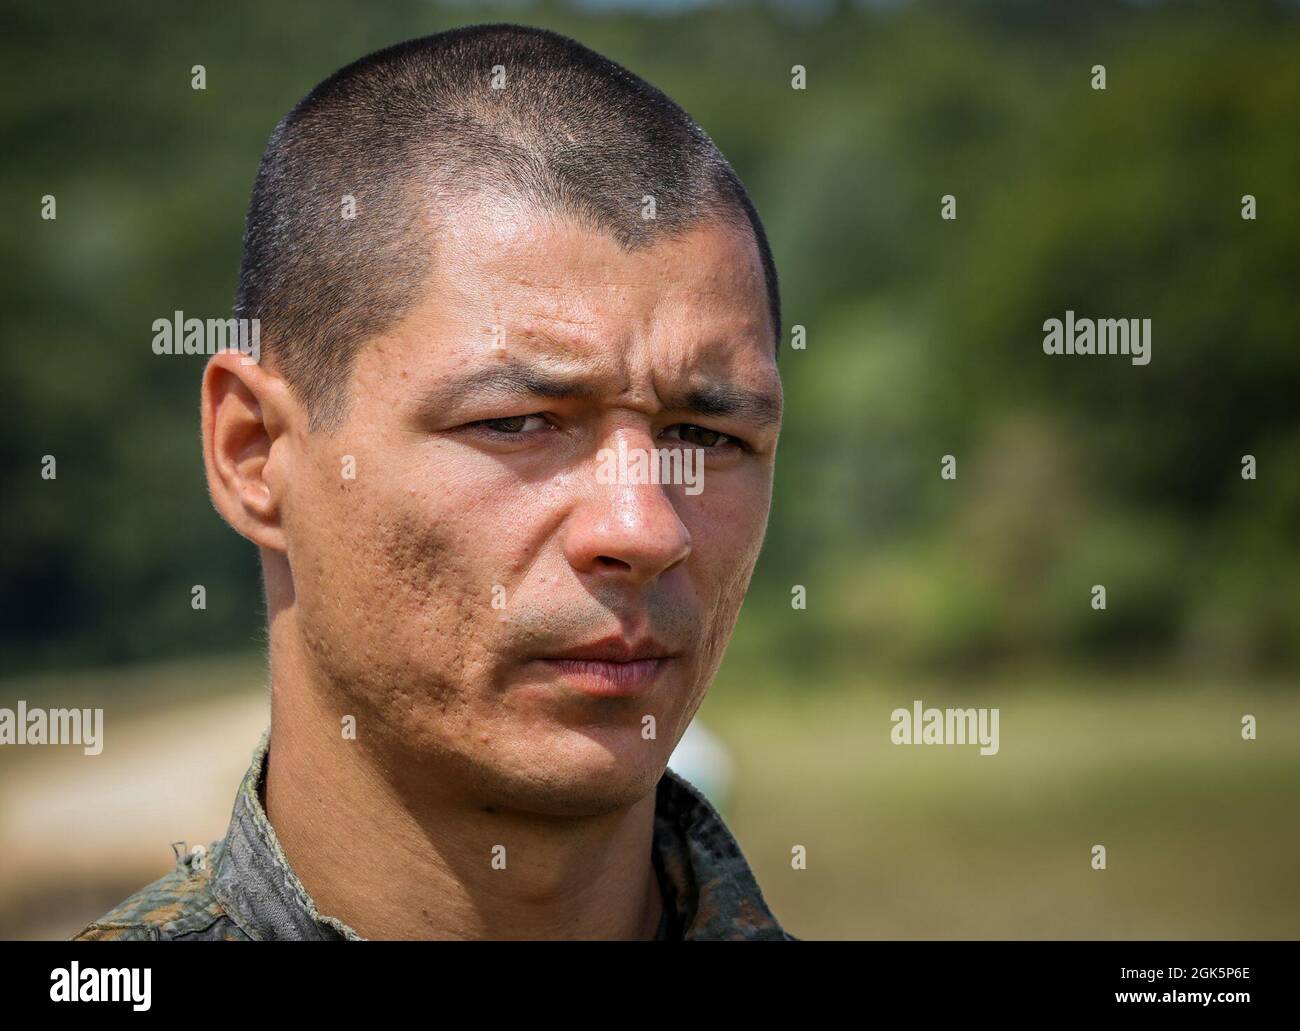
xmin=262 ymin=673 xmax=666 ymax=941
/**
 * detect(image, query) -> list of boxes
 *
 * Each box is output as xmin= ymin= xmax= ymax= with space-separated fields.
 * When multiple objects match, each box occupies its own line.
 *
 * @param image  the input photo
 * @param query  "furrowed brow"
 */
xmin=413 ymin=360 xmax=782 ymax=429
xmin=670 ymin=384 xmax=783 ymax=429
xmin=416 ymin=363 xmax=598 ymax=415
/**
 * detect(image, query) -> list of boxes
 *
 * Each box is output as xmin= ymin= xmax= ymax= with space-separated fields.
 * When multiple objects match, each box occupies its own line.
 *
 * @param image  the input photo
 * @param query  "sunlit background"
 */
xmin=3 ymin=0 xmax=1298 ymax=939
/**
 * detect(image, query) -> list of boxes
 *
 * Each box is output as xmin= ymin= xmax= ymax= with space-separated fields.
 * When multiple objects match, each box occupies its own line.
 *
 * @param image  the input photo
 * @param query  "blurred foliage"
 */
xmin=2 ymin=0 xmax=1297 ymax=681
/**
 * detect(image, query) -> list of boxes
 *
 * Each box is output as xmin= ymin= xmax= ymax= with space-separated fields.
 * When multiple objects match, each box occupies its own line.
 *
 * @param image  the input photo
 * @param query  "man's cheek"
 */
xmin=693 ymin=501 xmax=765 ymax=578
xmin=379 ymin=505 xmax=499 ymax=636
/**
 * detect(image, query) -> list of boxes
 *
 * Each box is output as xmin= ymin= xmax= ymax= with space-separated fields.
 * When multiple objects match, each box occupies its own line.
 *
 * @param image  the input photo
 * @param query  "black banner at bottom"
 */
xmin=0 ymin=940 xmax=1289 ymax=1018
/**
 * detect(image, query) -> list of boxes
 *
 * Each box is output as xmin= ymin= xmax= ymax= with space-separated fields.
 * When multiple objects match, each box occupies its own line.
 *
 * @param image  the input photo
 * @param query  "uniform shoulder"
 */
xmin=73 ymin=841 xmax=249 ymax=941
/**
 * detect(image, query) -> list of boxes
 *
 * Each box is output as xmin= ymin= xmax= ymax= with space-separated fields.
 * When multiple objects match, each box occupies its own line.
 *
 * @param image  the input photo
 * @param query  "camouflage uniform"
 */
xmin=75 ymin=729 xmax=795 ymax=941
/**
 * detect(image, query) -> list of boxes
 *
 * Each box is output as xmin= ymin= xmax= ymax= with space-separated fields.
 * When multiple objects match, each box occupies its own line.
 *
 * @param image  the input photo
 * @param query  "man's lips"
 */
xmin=532 ymin=636 xmax=675 ymax=698
xmin=543 ymin=635 xmax=672 ymax=663
xmin=536 ymin=657 xmax=668 ymax=698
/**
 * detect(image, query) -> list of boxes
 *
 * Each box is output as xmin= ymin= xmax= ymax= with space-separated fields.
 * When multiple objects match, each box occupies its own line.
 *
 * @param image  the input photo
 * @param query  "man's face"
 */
xmin=280 ymin=195 xmax=782 ymax=816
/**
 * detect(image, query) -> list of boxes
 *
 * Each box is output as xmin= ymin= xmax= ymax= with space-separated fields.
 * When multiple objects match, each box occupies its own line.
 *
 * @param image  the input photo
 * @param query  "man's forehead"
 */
xmin=371 ymin=205 xmax=781 ymax=427
xmin=382 ymin=201 xmax=778 ymax=393
xmin=427 ymin=199 xmax=772 ymax=342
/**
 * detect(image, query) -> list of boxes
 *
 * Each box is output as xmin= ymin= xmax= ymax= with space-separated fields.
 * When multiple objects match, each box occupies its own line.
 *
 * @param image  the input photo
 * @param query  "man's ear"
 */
xmin=201 ymin=350 xmax=303 ymax=551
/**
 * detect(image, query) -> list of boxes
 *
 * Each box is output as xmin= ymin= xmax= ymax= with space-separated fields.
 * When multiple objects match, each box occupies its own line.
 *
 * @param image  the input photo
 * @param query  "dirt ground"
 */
xmin=0 ymin=689 xmax=269 ymax=939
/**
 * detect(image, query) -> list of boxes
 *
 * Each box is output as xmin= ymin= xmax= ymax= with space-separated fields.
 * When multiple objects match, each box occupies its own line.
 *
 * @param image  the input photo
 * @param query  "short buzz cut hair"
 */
xmin=234 ymin=23 xmax=782 ymax=429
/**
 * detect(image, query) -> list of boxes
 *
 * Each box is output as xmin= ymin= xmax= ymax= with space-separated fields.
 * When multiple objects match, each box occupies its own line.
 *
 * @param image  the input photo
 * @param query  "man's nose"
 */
xmin=562 ymin=433 xmax=692 ymax=585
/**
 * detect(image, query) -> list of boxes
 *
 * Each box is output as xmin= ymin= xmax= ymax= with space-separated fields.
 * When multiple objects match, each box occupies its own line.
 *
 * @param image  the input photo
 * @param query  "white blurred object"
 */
xmin=667 ymin=720 xmax=734 ymax=811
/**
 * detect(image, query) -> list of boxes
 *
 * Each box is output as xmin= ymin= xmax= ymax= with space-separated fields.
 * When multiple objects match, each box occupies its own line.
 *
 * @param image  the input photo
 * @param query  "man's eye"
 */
xmin=664 ymin=424 xmax=734 ymax=449
xmin=474 ymin=415 xmax=548 ymax=434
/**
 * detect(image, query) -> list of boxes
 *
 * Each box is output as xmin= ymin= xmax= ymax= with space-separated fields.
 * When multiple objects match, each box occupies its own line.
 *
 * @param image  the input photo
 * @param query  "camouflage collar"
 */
xmin=206 ymin=728 xmax=792 ymax=941
xmin=210 ymin=729 xmax=362 ymax=940
xmin=651 ymin=762 xmax=794 ymax=940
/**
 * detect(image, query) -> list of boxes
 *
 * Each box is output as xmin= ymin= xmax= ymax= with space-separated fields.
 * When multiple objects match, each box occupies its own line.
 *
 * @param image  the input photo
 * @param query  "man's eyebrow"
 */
xmin=414 ymin=361 xmax=781 ymax=428
xmin=415 ymin=363 xmax=598 ymax=414
xmin=667 ymin=384 xmax=783 ymax=428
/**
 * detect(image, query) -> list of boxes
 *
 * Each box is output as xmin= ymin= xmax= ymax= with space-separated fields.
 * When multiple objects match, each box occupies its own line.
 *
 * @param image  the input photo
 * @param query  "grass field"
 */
xmin=699 ymin=669 xmax=1300 ymax=939
xmin=2 ymin=655 xmax=1295 ymax=939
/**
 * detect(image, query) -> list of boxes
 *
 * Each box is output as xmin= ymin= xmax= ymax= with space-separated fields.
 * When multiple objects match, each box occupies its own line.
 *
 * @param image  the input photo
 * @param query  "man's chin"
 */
xmin=488 ymin=732 xmax=668 ymax=817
